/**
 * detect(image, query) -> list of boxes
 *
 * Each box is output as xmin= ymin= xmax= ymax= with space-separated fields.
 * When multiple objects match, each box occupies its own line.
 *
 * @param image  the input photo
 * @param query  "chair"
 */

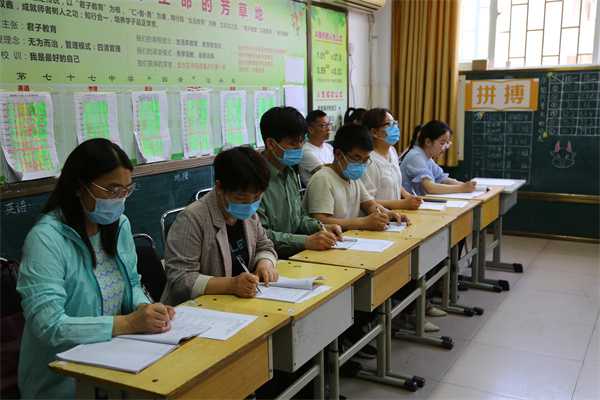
xmin=160 ymin=207 xmax=185 ymax=249
xmin=132 ymin=234 xmax=166 ymax=303
xmin=1 ymin=258 xmax=24 ymax=398
xmin=194 ymin=187 xmax=211 ymax=201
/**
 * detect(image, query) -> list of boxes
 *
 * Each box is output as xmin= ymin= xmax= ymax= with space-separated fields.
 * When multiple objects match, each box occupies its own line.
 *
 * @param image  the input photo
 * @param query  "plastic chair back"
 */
xmin=132 ymin=234 xmax=166 ymax=302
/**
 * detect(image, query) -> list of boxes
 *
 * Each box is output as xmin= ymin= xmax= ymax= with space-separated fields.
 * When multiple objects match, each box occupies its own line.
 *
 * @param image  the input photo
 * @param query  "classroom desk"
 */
xmin=192 ymin=260 xmax=364 ymax=400
xmin=424 ymin=186 xmax=508 ymax=292
xmin=49 ymin=306 xmax=289 ymax=400
xmin=476 ymin=179 xmax=527 ymax=273
xmin=397 ymin=201 xmax=483 ymax=316
xmin=291 ymin=226 xmax=454 ymax=395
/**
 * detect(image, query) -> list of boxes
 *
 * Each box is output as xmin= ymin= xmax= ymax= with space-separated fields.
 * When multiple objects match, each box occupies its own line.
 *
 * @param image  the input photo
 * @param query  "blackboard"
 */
xmin=0 ymin=164 xmax=214 ymax=262
xmin=464 ymin=69 xmax=600 ymax=196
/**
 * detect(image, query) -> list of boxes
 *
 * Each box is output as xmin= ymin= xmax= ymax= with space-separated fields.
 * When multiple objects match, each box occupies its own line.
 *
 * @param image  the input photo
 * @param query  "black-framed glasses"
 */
xmin=90 ymin=182 xmax=136 ymax=199
xmin=311 ymin=123 xmax=332 ymax=129
xmin=343 ymin=152 xmax=372 ymax=166
xmin=380 ymin=120 xmax=398 ymax=128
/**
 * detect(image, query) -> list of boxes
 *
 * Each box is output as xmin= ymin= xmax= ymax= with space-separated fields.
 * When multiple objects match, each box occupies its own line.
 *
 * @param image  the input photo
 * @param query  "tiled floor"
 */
xmin=339 ymin=235 xmax=600 ymax=400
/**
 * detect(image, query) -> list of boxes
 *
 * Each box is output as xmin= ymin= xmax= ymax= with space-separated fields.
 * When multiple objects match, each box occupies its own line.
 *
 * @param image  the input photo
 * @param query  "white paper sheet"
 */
xmin=74 ymin=92 xmax=120 ymax=146
xmin=132 ymin=91 xmax=171 ymax=164
xmin=385 ymin=222 xmax=408 ymax=232
xmin=0 ymin=92 xmax=60 ymax=182
xmin=174 ymin=306 xmax=257 ymax=341
xmin=446 ymin=200 xmax=469 ymax=208
xmin=285 ymin=57 xmax=305 ymax=84
xmin=333 ymin=237 xmax=394 ymax=252
xmin=419 ymin=202 xmax=446 ymax=211
xmin=220 ymin=90 xmax=248 ymax=146
xmin=283 ymin=85 xmax=306 ymax=116
xmin=180 ymin=90 xmax=212 ymax=158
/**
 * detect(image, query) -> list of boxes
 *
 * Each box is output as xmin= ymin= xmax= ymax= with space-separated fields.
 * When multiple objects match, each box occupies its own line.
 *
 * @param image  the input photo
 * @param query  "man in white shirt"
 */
xmin=298 ymin=110 xmax=334 ymax=187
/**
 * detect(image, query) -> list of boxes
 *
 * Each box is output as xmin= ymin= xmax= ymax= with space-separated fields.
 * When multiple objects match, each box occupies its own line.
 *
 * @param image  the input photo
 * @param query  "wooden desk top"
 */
xmin=49 ymin=306 xmax=289 ymax=399
xmin=290 ymin=234 xmax=421 ymax=273
xmin=397 ymin=200 xmax=479 ymax=218
xmin=423 ymin=185 xmax=503 ymax=204
xmin=192 ymin=260 xmax=364 ymax=321
xmin=394 ymin=212 xmax=455 ymax=239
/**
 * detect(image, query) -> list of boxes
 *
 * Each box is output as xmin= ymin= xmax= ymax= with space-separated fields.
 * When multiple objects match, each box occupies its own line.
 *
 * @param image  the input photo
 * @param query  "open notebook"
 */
xmin=253 ymin=276 xmax=331 ymax=303
xmin=56 ymin=323 xmax=209 ymax=373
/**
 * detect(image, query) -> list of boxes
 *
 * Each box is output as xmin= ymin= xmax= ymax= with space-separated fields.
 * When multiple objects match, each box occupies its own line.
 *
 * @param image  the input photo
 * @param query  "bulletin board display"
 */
xmin=0 ymin=0 xmax=308 ymax=183
xmin=310 ymin=5 xmax=348 ymax=132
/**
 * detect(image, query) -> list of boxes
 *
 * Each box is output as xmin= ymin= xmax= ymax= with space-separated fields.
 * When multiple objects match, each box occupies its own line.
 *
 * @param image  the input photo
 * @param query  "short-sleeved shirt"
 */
xmin=400 ymin=146 xmax=449 ymax=196
xmin=298 ymin=141 xmax=334 ymax=187
xmin=361 ymin=147 xmax=403 ymax=201
xmin=302 ymin=166 xmax=373 ymax=219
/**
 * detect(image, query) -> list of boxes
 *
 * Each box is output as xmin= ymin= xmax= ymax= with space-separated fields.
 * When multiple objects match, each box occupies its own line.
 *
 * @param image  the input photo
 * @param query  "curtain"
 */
xmin=391 ymin=0 xmax=461 ymax=166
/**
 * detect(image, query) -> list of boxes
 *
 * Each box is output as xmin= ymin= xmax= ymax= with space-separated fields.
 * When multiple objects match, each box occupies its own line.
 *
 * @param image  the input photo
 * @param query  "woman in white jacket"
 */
xmin=17 ymin=138 xmax=175 ymax=399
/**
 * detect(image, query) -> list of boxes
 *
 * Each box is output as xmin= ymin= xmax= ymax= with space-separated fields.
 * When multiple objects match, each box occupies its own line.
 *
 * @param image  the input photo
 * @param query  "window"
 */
xmin=459 ymin=0 xmax=600 ymax=69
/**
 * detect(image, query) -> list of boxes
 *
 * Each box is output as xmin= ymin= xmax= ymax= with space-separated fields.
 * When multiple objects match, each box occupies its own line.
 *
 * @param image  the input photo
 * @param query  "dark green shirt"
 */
xmin=257 ymin=157 xmax=319 ymax=258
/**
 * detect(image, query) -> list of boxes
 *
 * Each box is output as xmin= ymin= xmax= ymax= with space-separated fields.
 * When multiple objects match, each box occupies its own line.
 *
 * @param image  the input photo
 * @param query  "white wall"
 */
xmin=347 ymin=1 xmax=393 ymax=110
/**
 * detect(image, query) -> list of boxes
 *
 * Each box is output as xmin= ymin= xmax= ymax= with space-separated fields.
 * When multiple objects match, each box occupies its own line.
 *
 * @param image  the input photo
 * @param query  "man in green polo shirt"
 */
xmin=257 ymin=106 xmax=342 ymax=259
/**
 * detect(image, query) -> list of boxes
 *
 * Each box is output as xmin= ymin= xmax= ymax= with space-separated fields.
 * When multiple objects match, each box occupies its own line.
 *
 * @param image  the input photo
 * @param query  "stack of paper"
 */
xmin=419 ymin=202 xmax=446 ymax=211
xmin=254 ymin=276 xmax=331 ymax=303
xmin=332 ymin=237 xmax=395 ymax=252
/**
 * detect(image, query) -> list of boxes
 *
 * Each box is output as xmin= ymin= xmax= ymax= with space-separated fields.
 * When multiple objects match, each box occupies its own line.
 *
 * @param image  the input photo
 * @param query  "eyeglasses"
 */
xmin=379 ymin=120 xmax=398 ymax=129
xmin=434 ymin=140 xmax=452 ymax=151
xmin=90 ymin=182 xmax=136 ymax=199
xmin=343 ymin=152 xmax=372 ymax=166
xmin=311 ymin=123 xmax=332 ymax=129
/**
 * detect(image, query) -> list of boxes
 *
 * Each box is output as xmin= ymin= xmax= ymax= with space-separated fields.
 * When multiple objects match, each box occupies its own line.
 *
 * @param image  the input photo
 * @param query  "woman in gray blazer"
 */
xmin=161 ymin=146 xmax=279 ymax=306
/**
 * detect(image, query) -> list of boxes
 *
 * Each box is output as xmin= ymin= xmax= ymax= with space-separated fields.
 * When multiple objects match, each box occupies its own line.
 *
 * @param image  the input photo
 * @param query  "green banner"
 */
xmin=310 ymin=6 xmax=348 ymax=132
xmin=0 ymin=0 xmax=307 ymax=86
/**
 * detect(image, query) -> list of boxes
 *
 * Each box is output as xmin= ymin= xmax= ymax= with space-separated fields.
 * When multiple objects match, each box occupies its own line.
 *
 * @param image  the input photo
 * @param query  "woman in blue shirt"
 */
xmin=17 ymin=138 xmax=175 ymax=399
xmin=400 ymin=120 xmax=476 ymax=196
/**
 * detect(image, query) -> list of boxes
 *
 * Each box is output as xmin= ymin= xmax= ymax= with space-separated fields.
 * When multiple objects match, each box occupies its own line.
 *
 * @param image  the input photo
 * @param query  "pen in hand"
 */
xmin=465 ymin=173 xmax=471 ymax=182
xmin=236 ymin=255 xmax=262 ymax=294
xmin=142 ymin=284 xmax=170 ymax=327
xmin=376 ymin=206 xmax=391 ymax=229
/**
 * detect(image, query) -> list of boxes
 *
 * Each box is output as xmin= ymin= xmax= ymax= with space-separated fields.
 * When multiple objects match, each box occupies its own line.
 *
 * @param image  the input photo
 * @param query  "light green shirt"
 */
xmin=257 ymin=157 xmax=319 ymax=258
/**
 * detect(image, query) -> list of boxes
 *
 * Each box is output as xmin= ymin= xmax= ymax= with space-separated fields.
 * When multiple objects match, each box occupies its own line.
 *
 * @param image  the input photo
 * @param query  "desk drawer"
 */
xmin=354 ymin=252 xmax=410 ymax=312
xmin=272 ymin=286 xmax=353 ymax=373
xmin=499 ymin=191 xmax=518 ymax=214
xmin=481 ymin=195 xmax=500 ymax=229
xmin=411 ymin=228 xmax=449 ymax=279
xmin=451 ymin=212 xmax=472 ymax=247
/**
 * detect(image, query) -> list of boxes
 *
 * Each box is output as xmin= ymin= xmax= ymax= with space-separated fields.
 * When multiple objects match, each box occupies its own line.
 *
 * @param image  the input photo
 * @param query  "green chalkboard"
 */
xmin=0 ymin=164 xmax=214 ymax=262
xmin=464 ymin=69 xmax=600 ymax=196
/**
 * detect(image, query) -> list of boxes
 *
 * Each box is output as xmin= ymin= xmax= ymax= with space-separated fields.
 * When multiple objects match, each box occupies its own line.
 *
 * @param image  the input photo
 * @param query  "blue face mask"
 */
xmin=224 ymin=194 xmax=261 ymax=220
xmin=82 ymin=186 xmax=126 ymax=225
xmin=273 ymin=141 xmax=303 ymax=167
xmin=381 ymin=124 xmax=400 ymax=145
xmin=339 ymin=154 xmax=367 ymax=180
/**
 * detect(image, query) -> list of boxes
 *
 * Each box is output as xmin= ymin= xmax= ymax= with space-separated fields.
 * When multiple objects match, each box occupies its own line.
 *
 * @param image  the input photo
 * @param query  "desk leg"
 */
xmin=356 ymin=301 xmax=419 ymax=391
xmin=393 ymin=272 xmax=454 ymax=350
xmin=459 ymin=207 xmax=504 ymax=292
xmin=436 ymin=246 xmax=483 ymax=316
xmin=275 ymin=352 xmax=323 ymax=400
xmin=485 ymin=215 xmax=524 ymax=273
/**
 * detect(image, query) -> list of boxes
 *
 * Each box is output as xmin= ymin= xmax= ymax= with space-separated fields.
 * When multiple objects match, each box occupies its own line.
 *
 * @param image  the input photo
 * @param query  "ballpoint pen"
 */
xmin=375 ymin=206 xmax=391 ymax=229
xmin=465 ymin=173 xmax=471 ymax=182
xmin=236 ymin=255 xmax=262 ymax=294
xmin=142 ymin=284 xmax=170 ymax=326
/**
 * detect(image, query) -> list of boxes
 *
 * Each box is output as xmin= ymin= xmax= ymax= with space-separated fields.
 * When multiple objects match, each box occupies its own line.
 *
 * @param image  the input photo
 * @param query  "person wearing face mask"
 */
xmin=17 ymin=139 xmax=175 ymax=400
xmin=161 ymin=146 xmax=278 ymax=307
xmin=257 ymin=106 xmax=343 ymax=260
xmin=302 ymin=123 xmax=410 ymax=231
xmin=400 ymin=120 xmax=477 ymax=196
xmin=360 ymin=108 xmax=423 ymax=210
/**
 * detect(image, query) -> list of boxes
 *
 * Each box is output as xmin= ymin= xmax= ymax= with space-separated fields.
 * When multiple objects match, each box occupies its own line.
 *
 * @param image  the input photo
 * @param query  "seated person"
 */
xmin=17 ymin=138 xmax=175 ymax=400
xmin=400 ymin=120 xmax=476 ymax=196
xmin=298 ymin=110 xmax=335 ymax=187
xmin=344 ymin=107 xmax=367 ymax=125
xmin=360 ymin=107 xmax=423 ymax=210
xmin=302 ymin=123 xmax=410 ymax=231
xmin=257 ymin=106 xmax=342 ymax=259
xmin=161 ymin=146 xmax=278 ymax=306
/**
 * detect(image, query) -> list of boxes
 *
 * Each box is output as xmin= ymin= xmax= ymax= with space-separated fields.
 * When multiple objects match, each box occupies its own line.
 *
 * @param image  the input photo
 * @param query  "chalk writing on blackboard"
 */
xmin=471 ymin=111 xmax=533 ymax=182
xmin=538 ymin=71 xmax=600 ymax=140
xmin=549 ymin=141 xmax=577 ymax=169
